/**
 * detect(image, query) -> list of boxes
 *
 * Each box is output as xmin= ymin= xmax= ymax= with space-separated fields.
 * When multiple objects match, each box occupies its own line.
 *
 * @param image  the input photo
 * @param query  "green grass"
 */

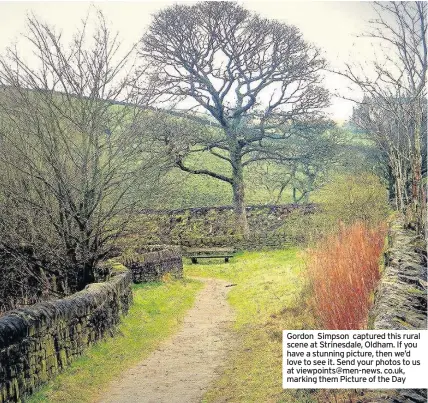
xmin=185 ymin=250 xmax=310 ymax=329
xmin=186 ymin=250 xmax=396 ymax=403
xmin=27 ymin=279 xmax=202 ymax=403
xmin=185 ymin=249 xmax=316 ymax=403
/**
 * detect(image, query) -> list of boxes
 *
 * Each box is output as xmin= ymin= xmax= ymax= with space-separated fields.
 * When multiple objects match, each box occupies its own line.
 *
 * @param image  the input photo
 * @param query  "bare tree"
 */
xmin=0 ymin=11 xmax=160 ymax=298
xmin=139 ymin=1 xmax=330 ymax=234
xmin=340 ymin=1 xmax=427 ymax=232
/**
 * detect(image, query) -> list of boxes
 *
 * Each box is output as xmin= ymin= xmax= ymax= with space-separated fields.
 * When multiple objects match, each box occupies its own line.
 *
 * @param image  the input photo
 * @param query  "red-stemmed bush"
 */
xmin=307 ymin=222 xmax=387 ymax=329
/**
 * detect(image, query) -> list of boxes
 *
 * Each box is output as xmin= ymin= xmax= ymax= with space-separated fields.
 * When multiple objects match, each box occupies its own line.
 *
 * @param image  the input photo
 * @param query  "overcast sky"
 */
xmin=0 ymin=1 xmax=378 ymax=122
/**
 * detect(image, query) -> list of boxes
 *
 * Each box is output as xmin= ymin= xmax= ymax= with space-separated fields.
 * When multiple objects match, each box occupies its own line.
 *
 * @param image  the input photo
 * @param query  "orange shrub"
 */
xmin=307 ymin=222 xmax=387 ymax=329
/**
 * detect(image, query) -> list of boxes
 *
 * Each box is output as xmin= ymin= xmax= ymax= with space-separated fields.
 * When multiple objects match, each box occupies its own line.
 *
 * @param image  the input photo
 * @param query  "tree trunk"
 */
xmin=82 ymin=261 xmax=95 ymax=288
xmin=411 ymin=109 xmax=424 ymax=233
xmin=72 ymin=261 xmax=95 ymax=291
xmin=387 ymin=164 xmax=396 ymax=206
xmin=230 ymin=142 xmax=249 ymax=236
xmin=232 ymin=176 xmax=249 ymax=236
xmin=66 ymin=238 xmax=95 ymax=292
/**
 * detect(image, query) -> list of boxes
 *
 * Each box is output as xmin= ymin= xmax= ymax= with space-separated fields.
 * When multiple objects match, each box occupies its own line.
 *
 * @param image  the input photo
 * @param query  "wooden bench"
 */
xmin=189 ymin=254 xmax=234 ymax=264
xmin=185 ymin=248 xmax=235 ymax=264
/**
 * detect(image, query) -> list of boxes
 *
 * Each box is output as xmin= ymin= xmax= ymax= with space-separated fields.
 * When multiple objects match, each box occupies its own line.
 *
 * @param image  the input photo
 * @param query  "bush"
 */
xmin=277 ymin=174 xmax=390 ymax=246
xmin=307 ymin=221 xmax=387 ymax=329
xmin=313 ymin=173 xmax=390 ymax=227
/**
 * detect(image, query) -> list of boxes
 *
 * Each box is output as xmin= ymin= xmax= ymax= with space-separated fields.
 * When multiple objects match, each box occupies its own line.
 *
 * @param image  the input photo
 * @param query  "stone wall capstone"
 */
xmin=0 ymin=271 xmax=132 ymax=403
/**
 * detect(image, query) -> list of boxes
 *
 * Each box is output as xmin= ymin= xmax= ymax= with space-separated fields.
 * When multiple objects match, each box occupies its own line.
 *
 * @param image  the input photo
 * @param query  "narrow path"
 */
xmin=99 ymin=278 xmax=235 ymax=403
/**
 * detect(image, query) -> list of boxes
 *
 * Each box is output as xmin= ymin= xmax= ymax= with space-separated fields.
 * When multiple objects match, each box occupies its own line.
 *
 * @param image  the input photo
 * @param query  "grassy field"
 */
xmin=185 ymin=249 xmax=317 ymax=403
xmin=27 ymin=279 xmax=202 ymax=403
xmin=149 ymin=162 xmax=295 ymax=209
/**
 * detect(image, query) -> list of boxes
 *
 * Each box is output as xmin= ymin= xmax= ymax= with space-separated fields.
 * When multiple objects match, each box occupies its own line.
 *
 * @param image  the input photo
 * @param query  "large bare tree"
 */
xmin=341 ymin=1 xmax=427 ymax=232
xmin=140 ymin=1 xmax=330 ymax=233
xmin=0 ymin=11 xmax=160 ymax=299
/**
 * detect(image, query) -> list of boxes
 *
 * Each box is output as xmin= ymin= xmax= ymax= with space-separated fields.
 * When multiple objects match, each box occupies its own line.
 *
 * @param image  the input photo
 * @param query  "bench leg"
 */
xmin=225 ymin=257 xmax=229 ymax=263
xmin=191 ymin=257 xmax=198 ymax=264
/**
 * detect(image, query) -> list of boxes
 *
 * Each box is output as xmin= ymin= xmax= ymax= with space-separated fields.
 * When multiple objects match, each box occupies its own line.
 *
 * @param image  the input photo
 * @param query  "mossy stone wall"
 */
xmin=369 ymin=218 xmax=427 ymax=403
xmin=121 ymin=249 xmax=183 ymax=283
xmin=129 ymin=204 xmax=315 ymax=250
xmin=0 ymin=271 xmax=132 ymax=403
xmin=370 ymin=217 xmax=427 ymax=330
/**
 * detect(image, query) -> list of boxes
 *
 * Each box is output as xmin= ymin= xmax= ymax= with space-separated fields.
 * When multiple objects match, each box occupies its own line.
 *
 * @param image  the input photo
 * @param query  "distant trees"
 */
xmin=353 ymin=96 xmax=427 ymax=216
xmin=0 ymin=12 xmax=160 ymax=303
xmin=250 ymin=127 xmax=343 ymax=204
xmin=344 ymin=1 xmax=427 ymax=232
xmin=140 ymin=1 xmax=330 ymax=234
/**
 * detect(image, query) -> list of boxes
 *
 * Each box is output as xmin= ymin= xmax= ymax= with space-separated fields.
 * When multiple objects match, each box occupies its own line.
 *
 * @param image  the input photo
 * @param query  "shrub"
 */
xmin=313 ymin=173 xmax=390 ymax=228
xmin=277 ymin=173 xmax=390 ymax=246
xmin=307 ymin=221 xmax=387 ymax=329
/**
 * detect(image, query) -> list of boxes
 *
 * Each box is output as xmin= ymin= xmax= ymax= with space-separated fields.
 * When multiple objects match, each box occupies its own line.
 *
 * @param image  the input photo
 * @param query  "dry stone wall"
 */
xmin=370 ymin=218 xmax=427 ymax=330
xmin=123 ymin=249 xmax=183 ymax=283
xmin=130 ymin=204 xmax=315 ymax=250
xmin=370 ymin=217 xmax=427 ymax=403
xmin=0 ymin=271 xmax=132 ymax=403
xmin=0 ymin=245 xmax=184 ymax=403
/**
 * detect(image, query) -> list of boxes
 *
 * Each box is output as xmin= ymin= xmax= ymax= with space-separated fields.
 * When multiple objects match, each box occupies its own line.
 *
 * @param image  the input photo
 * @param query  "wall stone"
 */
xmin=0 ymin=271 xmax=132 ymax=403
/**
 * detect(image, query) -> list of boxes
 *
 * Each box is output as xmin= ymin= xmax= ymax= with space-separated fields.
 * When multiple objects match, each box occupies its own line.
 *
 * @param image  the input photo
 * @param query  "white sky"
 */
xmin=0 ymin=1 xmax=378 ymax=122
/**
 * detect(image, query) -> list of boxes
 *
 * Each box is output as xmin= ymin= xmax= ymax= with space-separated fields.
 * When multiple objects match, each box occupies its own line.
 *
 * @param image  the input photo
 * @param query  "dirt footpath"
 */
xmin=99 ymin=278 xmax=235 ymax=403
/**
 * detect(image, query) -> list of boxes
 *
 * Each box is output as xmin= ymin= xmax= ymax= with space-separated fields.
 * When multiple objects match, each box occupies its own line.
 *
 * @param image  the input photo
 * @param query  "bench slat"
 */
xmin=188 ymin=254 xmax=234 ymax=264
xmin=188 ymin=255 xmax=233 ymax=259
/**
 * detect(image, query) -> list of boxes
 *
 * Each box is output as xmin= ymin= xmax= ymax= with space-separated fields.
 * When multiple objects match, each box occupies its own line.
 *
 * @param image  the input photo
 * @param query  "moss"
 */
xmin=39 ymin=360 xmax=48 ymax=382
xmin=395 ymin=317 xmax=413 ymax=328
xmin=28 ymin=325 xmax=36 ymax=337
xmin=59 ymin=349 xmax=68 ymax=368
xmin=101 ymin=259 xmax=128 ymax=274
xmin=46 ymin=354 xmax=58 ymax=370
xmin=367 ymin=315 xmax=375 ymax=330
xmin=10 ymin=378 xmax=19 ymax=400
xmin=2 ymin=387 xmax=8 ymax=403
xmin=407 ymin=287 xmax=425 ymax=295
